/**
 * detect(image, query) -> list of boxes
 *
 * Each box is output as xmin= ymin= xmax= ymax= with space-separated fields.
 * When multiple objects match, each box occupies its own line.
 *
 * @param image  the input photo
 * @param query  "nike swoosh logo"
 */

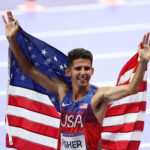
xmin=62 ymin=103 xmax=71 ymax=107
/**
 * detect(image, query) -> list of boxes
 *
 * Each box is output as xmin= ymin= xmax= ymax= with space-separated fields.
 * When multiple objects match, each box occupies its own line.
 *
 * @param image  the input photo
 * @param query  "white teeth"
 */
xmin=79 ymin=78 xmax=86 ymax=80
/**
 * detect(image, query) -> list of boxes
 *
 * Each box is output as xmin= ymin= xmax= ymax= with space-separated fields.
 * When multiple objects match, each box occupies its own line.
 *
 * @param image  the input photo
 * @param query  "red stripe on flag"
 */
xmin=8 ymin=95 xmax=60 ymax=119
xmin=7 ymin=115 xmax=60 ymax=138
xmin=103 ymin=121 xmax=144 ymax=132
xmin=139 ymin=81 xmax=147 ymax=91
xmin=6 ymin=134 xmax=57 ymax=150
xmin=102 ymin=140 xmax=140 ymax=150
xmin=105 ymin=101 xmax=146 ymax=117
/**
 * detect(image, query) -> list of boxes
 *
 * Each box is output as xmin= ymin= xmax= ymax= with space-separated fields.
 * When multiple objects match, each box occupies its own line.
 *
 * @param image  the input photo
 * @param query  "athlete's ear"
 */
xmin=65 ymin=67 xmax=71 ymax=77
xmin=91 ymin=67 xmax=94 ymax=75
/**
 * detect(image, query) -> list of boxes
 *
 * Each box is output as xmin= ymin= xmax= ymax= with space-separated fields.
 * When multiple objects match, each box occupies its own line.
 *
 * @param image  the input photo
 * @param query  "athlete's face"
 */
xmin=66 ymin=58 xmax=94 ymax=87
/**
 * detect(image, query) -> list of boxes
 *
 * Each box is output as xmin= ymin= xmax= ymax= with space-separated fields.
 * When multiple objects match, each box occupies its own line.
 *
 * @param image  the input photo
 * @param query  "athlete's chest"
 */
xmin=61 ymin=100 xmax=89 ymax=128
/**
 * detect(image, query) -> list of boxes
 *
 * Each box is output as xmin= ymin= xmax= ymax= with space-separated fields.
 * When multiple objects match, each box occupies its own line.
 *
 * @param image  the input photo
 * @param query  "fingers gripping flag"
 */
xmin=102 ymin=54 xmax=147 ymax=150
xmin=6 ymin=27 xmax=147 ymax=150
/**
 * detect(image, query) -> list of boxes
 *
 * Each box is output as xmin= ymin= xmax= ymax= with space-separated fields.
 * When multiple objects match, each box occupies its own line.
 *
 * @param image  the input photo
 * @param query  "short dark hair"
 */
xmin=67 ymin=48 xmax=93 ymax=67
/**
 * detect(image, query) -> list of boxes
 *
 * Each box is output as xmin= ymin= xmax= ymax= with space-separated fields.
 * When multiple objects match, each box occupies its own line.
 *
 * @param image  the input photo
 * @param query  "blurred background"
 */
xmin=0 ymin=0 xmax=150 ymax=149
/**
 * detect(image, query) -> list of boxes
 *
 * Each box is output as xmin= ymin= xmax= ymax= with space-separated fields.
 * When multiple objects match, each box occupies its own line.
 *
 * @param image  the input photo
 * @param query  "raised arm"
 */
xmin=93 ymin=33 xmax=149 ymax=105
xmin=2 ymin=11 xmax=68 ymax=102
xmin=92 ymin=33 xmax=150 ymax=124
xmin=94 ymin=33 xmax=149 ymax=103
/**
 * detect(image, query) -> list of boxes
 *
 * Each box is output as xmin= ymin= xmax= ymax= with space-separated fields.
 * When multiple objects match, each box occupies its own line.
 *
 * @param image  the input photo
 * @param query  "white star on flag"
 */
xmin=41 ymin=49 xmax=47 ymax=55
xmin=31 ymin=54 xmax=36 ymax=59
xmin=34 ymin=62 xmax=39 ymax=66
xmin=24 ymin=38 xmax=28 ymax=42
xmin=48 ymin=68 xmax=53 ymax=72
xmin=46 ymin=58 xmax=51 ymax=63
xmin=51 ymin=97 xmax=56 ymax=102
xmin=44 ymin=58 xmax=51 ymax=65
xmin=60 ymin=65 xmax=64 ymax=70
xmin=64 ymin=64 xmax=67 ymax=68
xmin=21 ymin=75 xmax=25 ymax=81
xmin=28 ymin=46 xmax=32 ymax=51
xmin=54 ymin=56 xmax=58 ymax=61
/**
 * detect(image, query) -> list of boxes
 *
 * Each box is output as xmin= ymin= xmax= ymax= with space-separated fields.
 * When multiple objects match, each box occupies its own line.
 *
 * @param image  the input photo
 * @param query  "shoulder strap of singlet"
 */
xmin=61 ymin=87 xmax=72 ymax=105
xmin=89 ymin=84 xmax=98 ymax=95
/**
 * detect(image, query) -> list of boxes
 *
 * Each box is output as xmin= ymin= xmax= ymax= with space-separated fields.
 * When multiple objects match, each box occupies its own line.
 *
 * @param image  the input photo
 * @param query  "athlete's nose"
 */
xmin=80 ymin=68 xmax=86 ymax=75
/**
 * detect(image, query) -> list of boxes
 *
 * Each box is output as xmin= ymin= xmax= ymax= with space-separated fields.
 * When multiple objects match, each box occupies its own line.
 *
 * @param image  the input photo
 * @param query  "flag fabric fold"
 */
xmin=6 ymin=27 xmax=147 ymax=150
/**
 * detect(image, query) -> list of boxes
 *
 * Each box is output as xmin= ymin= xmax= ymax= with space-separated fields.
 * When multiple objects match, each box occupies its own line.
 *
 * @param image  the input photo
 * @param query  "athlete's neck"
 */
xmin=72 ymin=84 xmax=90 ymax=102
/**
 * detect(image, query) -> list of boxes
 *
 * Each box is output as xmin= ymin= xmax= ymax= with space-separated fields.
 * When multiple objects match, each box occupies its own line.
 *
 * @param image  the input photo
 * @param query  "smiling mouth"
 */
xmin=78 ymin=77 xmax=87 ymax=81
xmin=78 ymin=78 xmax=88 ymax=84
xmin=79 ymin=78 xmax=86 ymax=80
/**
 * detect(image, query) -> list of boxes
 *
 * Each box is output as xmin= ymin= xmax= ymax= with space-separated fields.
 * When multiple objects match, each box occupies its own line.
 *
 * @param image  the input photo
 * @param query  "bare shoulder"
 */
xmin=92 ymin=87 xmax=106 ymax=107
xmin=92 ymin=86 xmax=109 ymax=100
xmin=91 ymin=86 xmax=113 ymax=109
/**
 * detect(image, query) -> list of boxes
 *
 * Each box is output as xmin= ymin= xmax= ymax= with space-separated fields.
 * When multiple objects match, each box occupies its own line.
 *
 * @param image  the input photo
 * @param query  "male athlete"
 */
xmin=2 ymin=11 xmax=150 ymax=150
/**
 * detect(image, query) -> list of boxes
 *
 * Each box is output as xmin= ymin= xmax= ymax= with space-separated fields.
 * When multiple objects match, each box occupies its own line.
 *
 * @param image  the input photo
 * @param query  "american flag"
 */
xmin=101 ymin=54 xmax=147 ymax=150
xmin=79 ymin=103 xmax=88 ymax=109
xmin=6 ymin=27 xmax=71 ymax=150
xmin=6 ymin=27 xmax=147 ymax=150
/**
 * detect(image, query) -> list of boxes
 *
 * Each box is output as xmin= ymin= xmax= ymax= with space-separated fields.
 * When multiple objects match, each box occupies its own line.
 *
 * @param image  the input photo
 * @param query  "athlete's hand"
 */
xmin=2 ymin=11 xmax=19 ymax=41
xmin=138 ymin=32 xmax=150 ymax=64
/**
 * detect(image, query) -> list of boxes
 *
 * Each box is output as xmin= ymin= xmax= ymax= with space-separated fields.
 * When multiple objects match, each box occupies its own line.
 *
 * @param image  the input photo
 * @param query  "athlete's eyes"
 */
xmin=84 ymin=67 xmax=91 ymax=71
xmin=74 ymin=66 xmax=91 ymax=71
xmin=75 ymin=67 xmax=81 ymax=71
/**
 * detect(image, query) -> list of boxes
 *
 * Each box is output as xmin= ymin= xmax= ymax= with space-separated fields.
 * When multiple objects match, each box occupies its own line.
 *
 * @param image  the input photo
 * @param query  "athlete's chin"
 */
xmin=77 ymin=82 xmax=88 ymax=87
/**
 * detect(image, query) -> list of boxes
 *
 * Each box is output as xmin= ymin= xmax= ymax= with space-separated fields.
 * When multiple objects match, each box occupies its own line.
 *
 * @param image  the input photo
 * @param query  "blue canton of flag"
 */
xmin=10 ymin=27 xmax=71 ymax=112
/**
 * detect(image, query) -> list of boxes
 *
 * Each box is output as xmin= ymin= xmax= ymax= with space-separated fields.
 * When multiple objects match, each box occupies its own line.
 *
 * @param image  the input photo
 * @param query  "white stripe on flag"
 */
xmin=9 ymin=85 xmax=53 ymax=106
xmin=7 ymin=105 xmax=60 ymax=128
xmin=7 ymin=126 xmax=58 ymax=149
xmin=110 ymin=91 xmax=146 ymax=107
xmin=102 ymin=131 xmax=143 ymax=141
xmin=118 ymin=68 xmax=134 ymax=85
xmin=119 ymin=69 xmax=147 ymax=85
xmin=103 ymin=111 xmax=145 ymax=127
xmin=129 ymin=72 xmax=147 ymax=83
